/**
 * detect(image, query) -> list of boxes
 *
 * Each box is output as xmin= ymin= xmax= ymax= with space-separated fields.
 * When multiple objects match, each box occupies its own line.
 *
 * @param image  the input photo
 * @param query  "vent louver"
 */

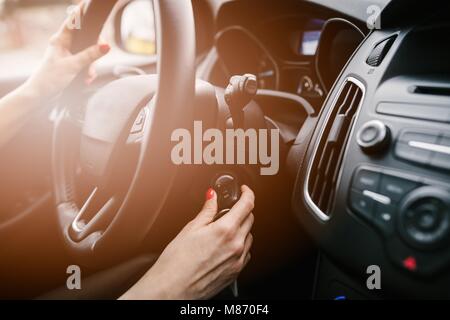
xmin=307 ymin=78 xmax=364 ymax=220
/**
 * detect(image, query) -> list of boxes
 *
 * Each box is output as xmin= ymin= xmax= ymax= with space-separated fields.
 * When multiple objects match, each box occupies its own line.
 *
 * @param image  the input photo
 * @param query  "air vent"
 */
xmin=306 ymin=78 xmax=364 ymax=221
xmin=366 ymin=36 xmax=396 ymax=67
xmin=413 ymin=85 xmax=450 ymax=97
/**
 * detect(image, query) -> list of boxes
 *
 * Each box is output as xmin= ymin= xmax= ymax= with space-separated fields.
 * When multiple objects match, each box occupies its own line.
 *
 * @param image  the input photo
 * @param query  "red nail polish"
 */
xmin=206 ymin=188 xmax=215 ymax=200
xmin=99 ymin=43 xmax=110 ymax=54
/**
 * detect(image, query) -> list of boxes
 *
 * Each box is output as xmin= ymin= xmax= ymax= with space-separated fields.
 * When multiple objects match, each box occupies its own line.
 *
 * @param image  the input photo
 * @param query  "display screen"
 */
xmin=299 ymin=19 xmax=325 ymax=56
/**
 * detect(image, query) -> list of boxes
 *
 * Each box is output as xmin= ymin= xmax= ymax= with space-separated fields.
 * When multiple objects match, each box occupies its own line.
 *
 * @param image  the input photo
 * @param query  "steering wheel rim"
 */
xmin=52 ymin=0 xmax=196 ymax=266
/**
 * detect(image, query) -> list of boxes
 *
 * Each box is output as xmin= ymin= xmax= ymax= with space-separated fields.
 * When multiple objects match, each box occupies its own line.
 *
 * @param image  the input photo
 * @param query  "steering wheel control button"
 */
xmin=352 ymin=169 xmax=380 ymax=193
xmin=130 ymin=108 xmax=148 ymax=134
xmin=356 ymin=120 xmax=390 ymax=154
xmin=380 ymin=174 xmax=417 ymax=203
xmin=213 ymin=174 xmax=240 ymax=212
xmin=350 ymin=190 xmax=374 ymax=221
xmin=373 ymin=204 xmax=396 ymax=237
xmin=398 ymin=187 xmax=450 ymax=250
xmin=128 ymin=107 xmax=149 ymax=144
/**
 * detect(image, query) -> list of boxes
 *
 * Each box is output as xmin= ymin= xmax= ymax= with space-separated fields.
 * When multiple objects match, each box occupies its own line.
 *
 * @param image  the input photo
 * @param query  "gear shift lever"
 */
xmin=224 ymin=74 xmax=258 ymax=128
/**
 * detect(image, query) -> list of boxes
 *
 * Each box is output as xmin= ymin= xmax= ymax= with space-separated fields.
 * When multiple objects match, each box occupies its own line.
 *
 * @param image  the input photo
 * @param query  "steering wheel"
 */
xmin=52 ymin=0 xmax=196 ymax=266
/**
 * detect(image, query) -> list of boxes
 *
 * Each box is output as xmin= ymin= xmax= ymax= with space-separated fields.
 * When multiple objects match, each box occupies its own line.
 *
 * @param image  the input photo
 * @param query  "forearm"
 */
xmin=0 ymin=83 xmax=42 ymax=148
xmin=118 ymin=268 xmax=171 ymax=300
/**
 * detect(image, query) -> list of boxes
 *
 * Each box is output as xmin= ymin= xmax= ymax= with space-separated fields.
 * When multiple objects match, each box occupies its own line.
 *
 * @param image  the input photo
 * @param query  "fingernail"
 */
xmin=205 ymin=188 xmax=215 ymax=200
xmin=99 ymin=43 xmax=110 ymax=54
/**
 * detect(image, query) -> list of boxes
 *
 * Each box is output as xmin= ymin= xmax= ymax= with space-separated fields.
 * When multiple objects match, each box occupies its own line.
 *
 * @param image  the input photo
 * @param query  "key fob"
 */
xmin=212 ymin=174 xmax=242 ymax=298
xmin=213 ymin=174 xmax=241 ymax=220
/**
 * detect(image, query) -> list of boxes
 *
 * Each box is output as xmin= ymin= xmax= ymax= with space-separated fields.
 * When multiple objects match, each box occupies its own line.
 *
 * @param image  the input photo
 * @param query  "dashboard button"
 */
xmin=395 ymin=142 xmax=432 ymax=165
xmin=398 ymin=130 xmax=438 ymax=144
xmin=374 ymin=203 xmax=396 ymax=236
xmin=350 ymin=190 xmax=374 ymax=221
xmin=395 ymin=130 xmax=439 ymax=165
xmin=353 ymin=169 xmax=380 ymax=193
xmin=398 ymin=187 xmax=450 ymax=250
xmin=430 ymin=136 xmax=450 ymax=171
xmin=404 ymin=200 xmax=449 ymax=245
xmin=430 ymin=154 xmax=450 ymax=171
xmin=402 ymin=256 xmax=417 ymax=272
xmin=385 ymin=236 xmax=446 ymax=276
xmin=440 ymin=135 xmax=450 ymax=146
xmin=385 ymin=237 xmax=426 ymax=275
xmin=380 ymin=174 xmax=417 ymax=203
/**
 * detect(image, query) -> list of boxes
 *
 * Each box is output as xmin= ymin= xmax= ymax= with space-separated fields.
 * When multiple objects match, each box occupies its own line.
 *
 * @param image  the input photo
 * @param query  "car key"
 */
xmin=212 ymin=174 xmax=242 ymax=298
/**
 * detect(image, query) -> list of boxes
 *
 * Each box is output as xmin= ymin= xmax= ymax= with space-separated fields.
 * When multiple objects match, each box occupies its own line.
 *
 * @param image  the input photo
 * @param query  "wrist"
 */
xmin=119 ymin=269 xmax=175 ymax=300
xmin=17 ymin=80 xmax=46 ymax=109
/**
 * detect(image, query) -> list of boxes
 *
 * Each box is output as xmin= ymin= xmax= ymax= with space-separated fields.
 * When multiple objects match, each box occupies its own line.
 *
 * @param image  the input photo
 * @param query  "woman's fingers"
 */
xmin=238 ymin=233 xmax=253 ymax=268
xmin=194 ymin=188 xmax=219 ymax=225
xmin=237 ymin=212 xmax=254 ymax=239
xmin=222 ymin=185 xmax=255 ymax=227
xmin=85 ymin=65 xmax=98 ymax=85
xmin=69 ymin=43 xmax=110 ymax=71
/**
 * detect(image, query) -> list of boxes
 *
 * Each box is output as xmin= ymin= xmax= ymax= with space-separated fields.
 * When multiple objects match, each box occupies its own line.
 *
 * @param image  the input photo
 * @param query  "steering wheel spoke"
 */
xmin=69 ymin=187 xmax=118 ymax=242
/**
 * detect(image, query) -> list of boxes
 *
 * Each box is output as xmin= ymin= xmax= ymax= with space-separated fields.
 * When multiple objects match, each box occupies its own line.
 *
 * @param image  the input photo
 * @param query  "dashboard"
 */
xmin=207 ymin=0 xmax=450 ymax=299
xmin=3 ymin=0 xmax=448 ymax=300
xmin=290 ymin=3 xmax=450 ymax=299
xmin=212 ymin=11 xmax=341 ymax=111
xmin=297 ymin=19 xmax=324 ymax=56
xmin=211 ymin=3 xmax=366 ymax=114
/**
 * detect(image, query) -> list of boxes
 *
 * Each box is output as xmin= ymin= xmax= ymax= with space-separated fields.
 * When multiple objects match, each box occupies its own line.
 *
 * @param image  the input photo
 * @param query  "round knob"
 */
xmin=398 ymin=187 xmax=450 ymax=250
xmin=356 ymin=120 xmax=390 ymax=154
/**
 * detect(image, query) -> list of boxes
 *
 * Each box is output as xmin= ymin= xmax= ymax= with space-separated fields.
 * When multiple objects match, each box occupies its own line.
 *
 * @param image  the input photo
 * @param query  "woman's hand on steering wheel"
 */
xmin=120 ymin=185 xmax=255 ymax=300
xmin=24 ymin=2 xmax=110 ymax=103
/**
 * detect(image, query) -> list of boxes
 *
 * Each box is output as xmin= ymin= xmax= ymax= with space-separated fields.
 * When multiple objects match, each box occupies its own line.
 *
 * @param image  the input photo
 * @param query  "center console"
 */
xmin=290 ymin=9 xmax=450 ymax=298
